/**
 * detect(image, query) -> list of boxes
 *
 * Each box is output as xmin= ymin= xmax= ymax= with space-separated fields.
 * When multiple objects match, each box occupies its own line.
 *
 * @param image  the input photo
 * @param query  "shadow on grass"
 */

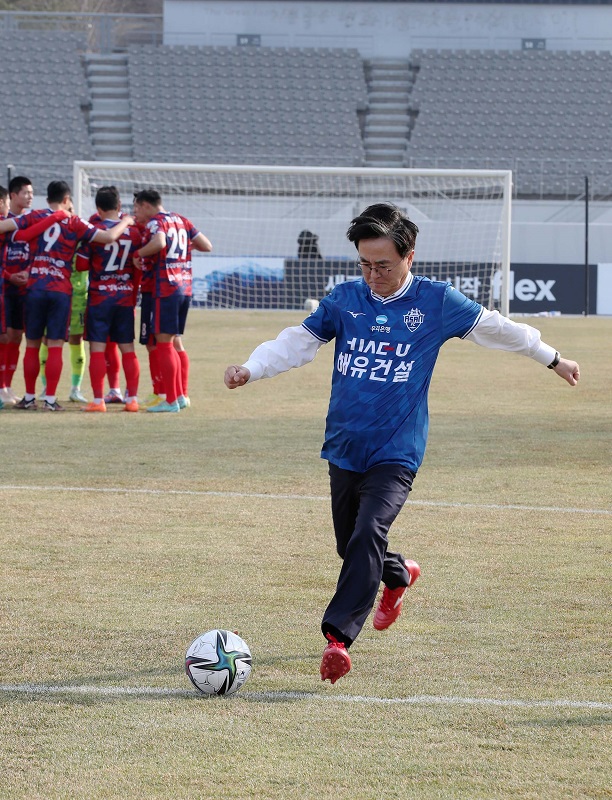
xmin=512 ymin=714 xmax=612 ymax=728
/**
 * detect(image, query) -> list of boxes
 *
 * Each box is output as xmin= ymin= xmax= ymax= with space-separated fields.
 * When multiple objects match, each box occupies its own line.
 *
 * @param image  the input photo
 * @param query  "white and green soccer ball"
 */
xmin=185 ymin=629 xmax=252 ymax=696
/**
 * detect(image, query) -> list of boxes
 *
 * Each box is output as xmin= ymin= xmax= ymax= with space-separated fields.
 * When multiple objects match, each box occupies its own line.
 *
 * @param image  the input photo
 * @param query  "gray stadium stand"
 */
xmin=0 ymin=30 xmax=94 ymax=183
xmin=128 ymin=44 xmax=366 ymax=167
xmin=405 ymin=48 xmax=612 ymax=196
xmin=3 ymin=27 xmax=611 ymax=199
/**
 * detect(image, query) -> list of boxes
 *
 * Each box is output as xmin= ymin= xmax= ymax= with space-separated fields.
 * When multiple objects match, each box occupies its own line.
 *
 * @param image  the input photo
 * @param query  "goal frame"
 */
xmin=73 ymin=162 xmax=512 ymax=316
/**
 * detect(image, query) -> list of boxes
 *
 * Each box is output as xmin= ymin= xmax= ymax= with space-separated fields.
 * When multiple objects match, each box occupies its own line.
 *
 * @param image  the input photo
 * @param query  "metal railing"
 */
xmin=403 ymin=155 xmax=612 ymax=201
xmin=0 ymin=10 xmax=162 ymax=53
xmin=6 ymin=157 xmax=612 ymax=204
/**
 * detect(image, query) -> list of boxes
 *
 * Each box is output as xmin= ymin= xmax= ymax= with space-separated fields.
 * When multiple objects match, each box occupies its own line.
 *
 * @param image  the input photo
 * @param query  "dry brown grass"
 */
xmin=0 ymin=312 xmax=610 ymax=799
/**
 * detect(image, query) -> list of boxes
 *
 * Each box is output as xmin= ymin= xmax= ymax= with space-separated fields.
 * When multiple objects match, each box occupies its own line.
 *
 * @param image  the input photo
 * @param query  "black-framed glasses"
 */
xmin=356 ymin=254 xmax=411 ymax=276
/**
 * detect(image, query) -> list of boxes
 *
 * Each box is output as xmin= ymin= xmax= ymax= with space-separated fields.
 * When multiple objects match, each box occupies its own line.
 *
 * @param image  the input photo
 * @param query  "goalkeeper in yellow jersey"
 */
xmin=67 ymin=268 xmax=88 ymax=402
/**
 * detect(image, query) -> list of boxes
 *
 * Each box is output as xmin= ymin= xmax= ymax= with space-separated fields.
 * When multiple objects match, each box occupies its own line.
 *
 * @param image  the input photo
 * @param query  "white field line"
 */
xmin=0 ymin=484 xmax=610 ymax=516
xmin=0 ymin=683 xmax=610 ymax=710
xmin=2 ymin=486 xmax=608 ymax=711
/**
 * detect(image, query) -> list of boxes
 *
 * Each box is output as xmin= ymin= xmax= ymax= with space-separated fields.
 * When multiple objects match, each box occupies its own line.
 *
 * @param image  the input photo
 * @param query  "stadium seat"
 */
xmin=128 ymin=44 xmax=366 ymax=167
xmin=404 ymin=47 xmax=612 ymax=196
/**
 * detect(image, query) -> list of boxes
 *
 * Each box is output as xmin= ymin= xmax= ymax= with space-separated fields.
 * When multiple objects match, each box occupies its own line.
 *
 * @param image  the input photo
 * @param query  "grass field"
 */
xmin=0 ymin=311 xmax=610 ymax=799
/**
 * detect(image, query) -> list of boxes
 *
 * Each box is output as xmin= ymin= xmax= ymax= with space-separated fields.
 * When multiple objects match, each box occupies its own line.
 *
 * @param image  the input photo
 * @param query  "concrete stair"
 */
xmin=363 ymin=60 xmax=415 ymax=168
xmin=84 ymin=53 xmax=133 ymax=161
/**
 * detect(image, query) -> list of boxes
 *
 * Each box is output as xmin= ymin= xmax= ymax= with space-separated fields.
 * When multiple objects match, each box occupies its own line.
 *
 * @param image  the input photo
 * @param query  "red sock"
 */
xmin=89 ymin=352 xmax=107 ymax=399
xmin=6 ymin=341 xmax=20 ymax=387
xmin=177 ymin=349 xmax=189 ymax=397
xmin=105 ymin=341 xmax=121 ymax=390
xmin=122 ymin=351 xmax=140 ymax=399
xmin=45 ymin=346 xmax=63 ymax=397
xmin=149 ymin=348 xmax=164 ymax=395
xmin=0 ymin=342 xmax=7 ymax=388
xmin=24 ymin=347 xmax=41 ymax=394
xmin=156 ymin=342 xmax=178 ymax=404
xmin=173 ymin=347 xmax=182 ymax=400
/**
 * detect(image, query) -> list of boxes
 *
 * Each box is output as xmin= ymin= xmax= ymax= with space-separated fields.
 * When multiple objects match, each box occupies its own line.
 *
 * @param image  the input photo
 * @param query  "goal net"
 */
xmin=73 ymin=163 xmax=512 ymax=314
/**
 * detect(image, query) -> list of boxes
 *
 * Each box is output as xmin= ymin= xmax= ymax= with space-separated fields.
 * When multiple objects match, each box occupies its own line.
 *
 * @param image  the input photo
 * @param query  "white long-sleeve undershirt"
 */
xmin=465 ymin=308 xmax=556 ymax=366
xmin=242 ymin=310 xmax=557 ymax=382
xmin=243 ymin=325 xmax=323 ymax=381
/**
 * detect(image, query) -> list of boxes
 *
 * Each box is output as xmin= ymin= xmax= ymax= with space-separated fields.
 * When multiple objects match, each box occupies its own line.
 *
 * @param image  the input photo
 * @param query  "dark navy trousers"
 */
xmin=321 ymin=462 xmax=415 ymax=647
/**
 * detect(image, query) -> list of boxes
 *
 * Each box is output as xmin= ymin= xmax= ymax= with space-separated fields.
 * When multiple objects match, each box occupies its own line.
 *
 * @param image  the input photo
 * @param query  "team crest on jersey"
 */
xmin=404 ymin=308 xmax=424 ymax=332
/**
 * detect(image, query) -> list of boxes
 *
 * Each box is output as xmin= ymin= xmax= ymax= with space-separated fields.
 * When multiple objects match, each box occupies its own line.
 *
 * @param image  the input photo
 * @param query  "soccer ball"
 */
xmin=304 ymin=297 xmax=319 ymax=313
xmin=185 ymin=629 xmax=252 ymax=697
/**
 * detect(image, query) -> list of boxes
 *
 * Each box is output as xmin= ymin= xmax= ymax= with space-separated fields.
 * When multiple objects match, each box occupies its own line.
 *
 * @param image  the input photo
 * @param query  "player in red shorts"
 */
xmin=132 ymin=189 xmax=212 ymax=413
xmin=76 ymin=186 xmax=142 ymax=413
xmin=0 ymin=180 xmax=135 ymax=411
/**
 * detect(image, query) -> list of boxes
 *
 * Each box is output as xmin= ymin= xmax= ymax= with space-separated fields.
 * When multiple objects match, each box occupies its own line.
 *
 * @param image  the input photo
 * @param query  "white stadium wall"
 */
xmin=596 ymin=264 xmax=612 ymax=314
xmin=163 ymin=0 xmax=612 ymax=56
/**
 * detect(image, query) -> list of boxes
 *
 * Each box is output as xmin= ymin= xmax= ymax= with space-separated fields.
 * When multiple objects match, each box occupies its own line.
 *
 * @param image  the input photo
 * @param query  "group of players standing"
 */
xmin=0 ymin=177 xmax=212 ymax=412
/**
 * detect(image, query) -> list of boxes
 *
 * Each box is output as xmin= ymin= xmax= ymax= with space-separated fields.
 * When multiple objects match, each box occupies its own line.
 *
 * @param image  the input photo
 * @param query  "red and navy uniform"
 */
xmin=14 ymin=209 xmax=99 ymax=340
xmin=2 ymin=211 xmax=31 ymax=330
xmin=0 ymin=221 xmax=7 ymax=335
xmin=136 ymin=220 xmax=155 ymax=345
xmin=76 ymin=218 xmax=142 ymax=344
xmin=138 ymin=221 xmax=155 ymax=297
xmin=146 ymin=212 xmax=198 ymax=299
xmin=0 ymin=209 xmax=72 ymax=337
xmin=17 ymin=210 xmax=98 ymax=294
xmin=145 ymin=212 xmax=200 ymax=336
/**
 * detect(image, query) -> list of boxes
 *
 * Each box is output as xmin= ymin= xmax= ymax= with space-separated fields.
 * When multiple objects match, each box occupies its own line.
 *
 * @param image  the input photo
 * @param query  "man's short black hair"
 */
xmin=47 ymin=180 xmax=71 ymax=205
xmin=0 ymin=185 xmax=8 ymax=202
xmin=95 ymin=185 xmax=121 ymax=212
xmin=346 ymin=202 xmax=419 ymax=258
xmin=9 ymin=176 xmax=32 ymax=195
xmin=133 ymin=188 xmax=162 ymax=206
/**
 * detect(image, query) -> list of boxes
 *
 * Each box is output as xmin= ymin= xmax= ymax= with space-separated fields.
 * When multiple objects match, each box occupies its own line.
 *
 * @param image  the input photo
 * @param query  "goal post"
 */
xmin=73 ymin=162 xmax=512 ymax=315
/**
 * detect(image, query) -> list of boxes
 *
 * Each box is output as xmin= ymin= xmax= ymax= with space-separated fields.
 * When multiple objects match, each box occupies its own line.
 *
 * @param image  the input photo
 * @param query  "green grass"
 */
xmin=0 ymin=311 xmax=610 ymax=799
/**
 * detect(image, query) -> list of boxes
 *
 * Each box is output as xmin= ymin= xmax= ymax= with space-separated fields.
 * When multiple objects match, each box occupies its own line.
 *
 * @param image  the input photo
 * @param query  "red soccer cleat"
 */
xmin=320 ymin=635 xmax=351 ymax=684
xmin=82 ymin=401 xmax=107 ymax=413
xmin=373 ymin=559 xmax=421 ymax=631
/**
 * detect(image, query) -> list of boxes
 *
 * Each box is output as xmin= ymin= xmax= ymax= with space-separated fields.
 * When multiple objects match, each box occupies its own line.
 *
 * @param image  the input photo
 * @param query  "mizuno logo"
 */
xmin=347 ymin=311 xmax=366 ymax=318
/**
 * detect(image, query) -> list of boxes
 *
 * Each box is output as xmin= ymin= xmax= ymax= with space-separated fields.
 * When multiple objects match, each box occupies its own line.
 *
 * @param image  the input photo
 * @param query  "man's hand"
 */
xmin=553 ymin=358 xmax=580 ymax=386
xmin=8 ymin=270 xmax=28 ymax=287
xmin=224 ymin=365 xmax=250 ymax=389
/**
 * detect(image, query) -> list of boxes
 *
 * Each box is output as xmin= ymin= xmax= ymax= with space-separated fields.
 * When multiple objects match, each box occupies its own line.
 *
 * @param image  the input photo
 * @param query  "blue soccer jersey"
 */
xmin=302 ymin=275 xmax=483 ymax=473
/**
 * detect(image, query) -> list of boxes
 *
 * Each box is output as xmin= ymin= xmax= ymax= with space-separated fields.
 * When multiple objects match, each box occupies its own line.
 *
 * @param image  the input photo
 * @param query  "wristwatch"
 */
xmin=547 ymin=351 xmax=560 ymax=369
